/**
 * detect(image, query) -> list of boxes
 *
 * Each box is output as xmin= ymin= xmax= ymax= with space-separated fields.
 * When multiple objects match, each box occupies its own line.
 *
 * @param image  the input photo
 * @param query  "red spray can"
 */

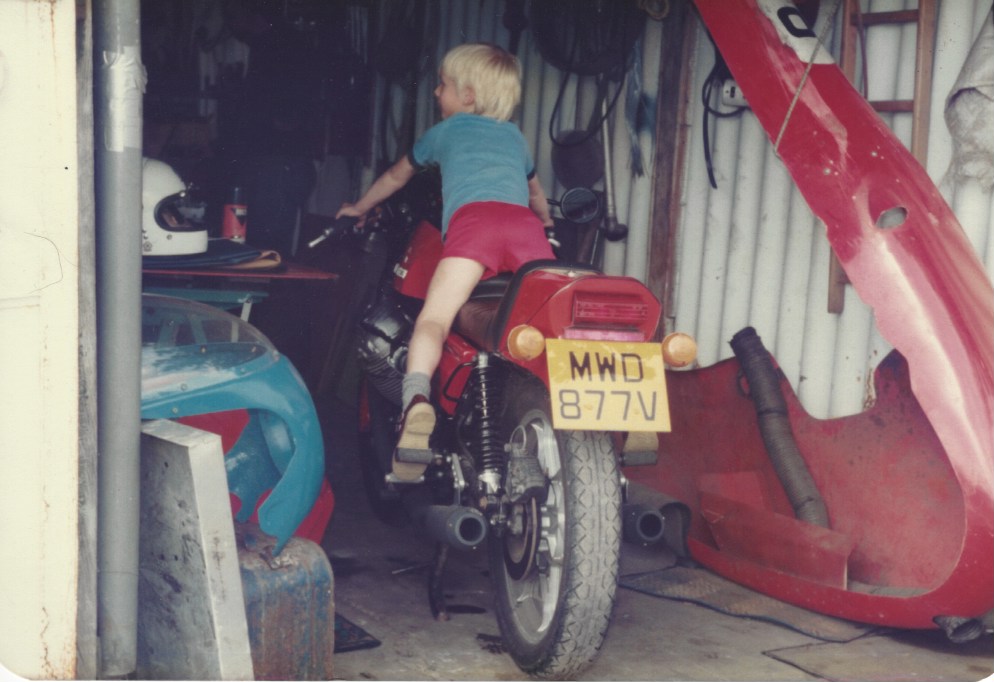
xmin=222 ymin=186 xmax=248 ymax=242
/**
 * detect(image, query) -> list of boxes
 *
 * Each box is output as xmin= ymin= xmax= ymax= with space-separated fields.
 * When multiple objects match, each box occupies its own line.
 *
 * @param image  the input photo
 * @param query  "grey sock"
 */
xmin=401 ymin=372 xmax=431 ymax=411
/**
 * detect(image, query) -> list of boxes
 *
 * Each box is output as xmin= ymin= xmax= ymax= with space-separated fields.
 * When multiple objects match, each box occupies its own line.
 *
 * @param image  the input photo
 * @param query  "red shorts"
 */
xmin=442 ymin=202 xmax=555 ymax=279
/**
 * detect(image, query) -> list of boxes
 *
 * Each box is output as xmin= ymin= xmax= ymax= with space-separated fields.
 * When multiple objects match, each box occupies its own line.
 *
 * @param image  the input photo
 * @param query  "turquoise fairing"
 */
xmin=140 ymin=294 xmax=323 ymax=553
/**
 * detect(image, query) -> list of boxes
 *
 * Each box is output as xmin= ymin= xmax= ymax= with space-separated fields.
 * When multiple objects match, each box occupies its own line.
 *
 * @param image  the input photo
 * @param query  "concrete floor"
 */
xmin=316 ymin=397 xmax=993 ymax=682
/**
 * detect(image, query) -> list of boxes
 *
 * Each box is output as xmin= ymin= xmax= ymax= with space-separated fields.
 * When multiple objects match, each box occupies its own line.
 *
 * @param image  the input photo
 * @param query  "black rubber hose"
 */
xmin=730 ymin=327 xmax=830 ymax=528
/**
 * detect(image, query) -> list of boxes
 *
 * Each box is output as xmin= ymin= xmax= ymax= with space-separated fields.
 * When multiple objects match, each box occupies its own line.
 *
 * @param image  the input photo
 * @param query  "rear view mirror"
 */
xmin=557 ymin=188 xmax=601 ymax=224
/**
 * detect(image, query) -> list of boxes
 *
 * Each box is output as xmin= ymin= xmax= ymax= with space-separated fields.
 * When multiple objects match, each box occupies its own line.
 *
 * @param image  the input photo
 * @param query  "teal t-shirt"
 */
xmin=409 ymin=112 xmax=535 ymax=236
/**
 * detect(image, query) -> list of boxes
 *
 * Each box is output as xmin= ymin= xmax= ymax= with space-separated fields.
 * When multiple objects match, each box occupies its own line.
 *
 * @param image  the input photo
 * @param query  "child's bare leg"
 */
xmin=404 ymin=257 xmax=486 ymax=399
xmin=395 ymin=257 xmax=485 ymax=478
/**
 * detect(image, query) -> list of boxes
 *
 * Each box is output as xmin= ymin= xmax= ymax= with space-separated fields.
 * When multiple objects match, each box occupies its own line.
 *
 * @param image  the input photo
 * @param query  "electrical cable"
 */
xmin=548 ymin=70 xmax=629 ymax=148
xmin=535 ymin=0 xmax=653 ymax=201
xmin=638 ymin=0 xmax=671 ymax=22
xmin=700 ymin=39 xmax=746 ymax=189
xmin=549 ymin=11 xmax=629 ymax=147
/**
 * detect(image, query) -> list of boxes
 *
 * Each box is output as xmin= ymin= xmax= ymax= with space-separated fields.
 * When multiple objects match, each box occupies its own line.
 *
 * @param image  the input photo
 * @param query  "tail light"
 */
xmin=566 ymin=292 xmax=651 ymax=341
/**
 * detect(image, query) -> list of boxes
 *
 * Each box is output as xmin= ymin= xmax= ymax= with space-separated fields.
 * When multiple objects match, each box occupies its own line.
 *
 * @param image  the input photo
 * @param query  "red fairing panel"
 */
xmin=681 ymin=0 xmax=993 ymax=626
xmin=394 ymin=221 xmax=443 ymax=299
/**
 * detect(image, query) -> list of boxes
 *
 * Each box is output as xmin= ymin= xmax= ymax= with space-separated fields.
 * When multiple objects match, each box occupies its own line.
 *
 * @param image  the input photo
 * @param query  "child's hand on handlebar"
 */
xmin=336 ymin=202 xmax=368 ymax=228
xmin=308 ymin=205 xmax=364 ymax=248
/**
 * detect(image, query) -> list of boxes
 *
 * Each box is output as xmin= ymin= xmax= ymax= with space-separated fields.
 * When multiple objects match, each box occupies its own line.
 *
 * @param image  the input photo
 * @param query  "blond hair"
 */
xmin=441 ymin=43 xmax=521 ymax=122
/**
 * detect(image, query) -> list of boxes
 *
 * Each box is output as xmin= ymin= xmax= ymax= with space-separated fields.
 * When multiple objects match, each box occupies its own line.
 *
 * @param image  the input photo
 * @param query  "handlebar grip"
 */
xmin=307 ymin=215 xmax=360 ymax=249
xmin=603 ymin=216 xmax=628 ymax=242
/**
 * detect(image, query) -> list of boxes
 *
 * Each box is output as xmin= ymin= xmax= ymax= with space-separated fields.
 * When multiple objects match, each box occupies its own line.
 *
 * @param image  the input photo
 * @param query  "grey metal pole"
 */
xmin=93 ymin=0 xmax=144 ymax=675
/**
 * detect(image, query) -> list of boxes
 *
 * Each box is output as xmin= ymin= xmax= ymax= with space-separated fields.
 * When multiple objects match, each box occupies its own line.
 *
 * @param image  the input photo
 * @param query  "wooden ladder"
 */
xmin=827 ymin=0 xmax=938 ymax=314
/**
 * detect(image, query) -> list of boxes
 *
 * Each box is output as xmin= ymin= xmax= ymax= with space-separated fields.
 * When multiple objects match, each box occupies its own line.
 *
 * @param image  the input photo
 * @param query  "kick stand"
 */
xmin=428 ymin=542 xmax=450 ymax=621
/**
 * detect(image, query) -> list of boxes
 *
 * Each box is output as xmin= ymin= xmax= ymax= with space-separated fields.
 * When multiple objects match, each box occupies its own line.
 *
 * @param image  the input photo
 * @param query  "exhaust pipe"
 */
xmin=730 ymin=327 xmax=830 ymax=528
xmin=417 ymin=505 xmax=488 ymax=550
xmin=622 ymin=504 xmax=666 ymax=546
xmin=934 ymin=613 xmax=993 ymax=644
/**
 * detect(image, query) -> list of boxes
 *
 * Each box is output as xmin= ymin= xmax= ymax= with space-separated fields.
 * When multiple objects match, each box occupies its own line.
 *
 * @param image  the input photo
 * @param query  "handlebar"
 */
xmin=307 ymin=215 xmax=361 ymax=249
xmin=310 ymin=187 xmax=600 ymax=250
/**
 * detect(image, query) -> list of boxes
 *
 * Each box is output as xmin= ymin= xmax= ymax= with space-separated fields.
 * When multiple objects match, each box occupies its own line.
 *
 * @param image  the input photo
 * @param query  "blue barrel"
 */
xmin=237 ymin=523 xmax=335 ymax=679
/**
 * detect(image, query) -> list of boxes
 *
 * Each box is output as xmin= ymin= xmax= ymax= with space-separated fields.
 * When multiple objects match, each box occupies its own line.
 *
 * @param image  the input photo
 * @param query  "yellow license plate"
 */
xmin=546 ymin=339 xmax=671 ymax=432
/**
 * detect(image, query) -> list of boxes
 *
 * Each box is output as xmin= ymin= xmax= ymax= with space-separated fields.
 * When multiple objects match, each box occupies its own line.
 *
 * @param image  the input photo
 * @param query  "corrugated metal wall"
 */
xmin=673 ymin=0 xmax=993 ymax=418
xmin=364 ymin=0 xmax=993 ymax=419
xmin=366 ymin=0 xmax=663 ymax=284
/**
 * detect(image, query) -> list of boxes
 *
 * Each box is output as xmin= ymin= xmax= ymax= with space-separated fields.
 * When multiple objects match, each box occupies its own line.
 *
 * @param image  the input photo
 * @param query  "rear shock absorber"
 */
xmin=473 ymin=353 xmax=505 ymax=502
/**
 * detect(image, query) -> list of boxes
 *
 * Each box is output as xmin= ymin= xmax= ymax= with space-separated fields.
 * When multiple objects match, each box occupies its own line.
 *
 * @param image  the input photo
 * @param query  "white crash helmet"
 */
xmin=141 ymin=157 xmax=208 ymax=255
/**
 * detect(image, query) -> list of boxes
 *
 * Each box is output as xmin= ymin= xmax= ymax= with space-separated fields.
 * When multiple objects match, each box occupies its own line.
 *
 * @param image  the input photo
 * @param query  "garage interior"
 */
xmin=0 ymin=0 xmax=992 ymax=679
xmin=148 ymin=0 xmax=993 ymax=678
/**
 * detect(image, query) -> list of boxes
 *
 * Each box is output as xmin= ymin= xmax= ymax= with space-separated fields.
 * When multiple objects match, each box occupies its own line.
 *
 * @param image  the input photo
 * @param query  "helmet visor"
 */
xmin=155 ymin=189 xmax=206 ymax=232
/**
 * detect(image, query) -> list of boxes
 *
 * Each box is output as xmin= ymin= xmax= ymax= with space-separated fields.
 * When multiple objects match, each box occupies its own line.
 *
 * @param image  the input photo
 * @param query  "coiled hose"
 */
xmin=730 ymin=327 xmax=830 ymax=528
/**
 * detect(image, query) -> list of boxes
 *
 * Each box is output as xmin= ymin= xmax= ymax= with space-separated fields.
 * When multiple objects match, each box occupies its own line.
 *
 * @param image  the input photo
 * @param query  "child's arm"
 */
xmin=528 ymin=176 xmax=554 ymax=228
xmin=337 ymin=156 xmax=416 ymax=222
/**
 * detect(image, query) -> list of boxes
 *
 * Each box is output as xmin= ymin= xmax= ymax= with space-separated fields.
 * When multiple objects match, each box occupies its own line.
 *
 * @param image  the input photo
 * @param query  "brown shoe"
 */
xmin=392 ymin=395 xmax=435 ymax=481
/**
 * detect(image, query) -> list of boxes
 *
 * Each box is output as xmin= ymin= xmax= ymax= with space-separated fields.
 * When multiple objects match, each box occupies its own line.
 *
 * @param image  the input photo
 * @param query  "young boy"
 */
xmin=336 ymin=42 xmax=554 ymax=476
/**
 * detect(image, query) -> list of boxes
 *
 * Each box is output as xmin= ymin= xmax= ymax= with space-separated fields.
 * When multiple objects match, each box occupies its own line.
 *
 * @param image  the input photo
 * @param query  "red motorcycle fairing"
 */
xmin=628 ymin=351 xmax=976 ymax=625
xmin=393 ymin=220 xmax=443 ymax=299
xmin=626 ymin=0 xmax=994 ymax=630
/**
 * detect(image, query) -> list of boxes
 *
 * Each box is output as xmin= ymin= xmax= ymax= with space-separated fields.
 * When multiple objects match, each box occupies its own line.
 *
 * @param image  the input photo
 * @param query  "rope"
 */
xmin=773 ymin=0 xmax=844 ymax=153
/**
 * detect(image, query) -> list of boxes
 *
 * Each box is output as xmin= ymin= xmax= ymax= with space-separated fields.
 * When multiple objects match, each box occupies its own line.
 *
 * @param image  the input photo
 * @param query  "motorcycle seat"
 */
xmin=454 ymin=275 xmax=512 ymax=350
xmin=454 ymin=259 xmax=600 ymax=351
xmin=469 ymin=273 xmax=514 ymax=300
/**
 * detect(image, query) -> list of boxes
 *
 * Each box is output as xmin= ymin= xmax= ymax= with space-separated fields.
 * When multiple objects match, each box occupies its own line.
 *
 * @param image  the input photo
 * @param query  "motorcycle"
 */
xmin=308 ymin=174 xmax=695 ymax=677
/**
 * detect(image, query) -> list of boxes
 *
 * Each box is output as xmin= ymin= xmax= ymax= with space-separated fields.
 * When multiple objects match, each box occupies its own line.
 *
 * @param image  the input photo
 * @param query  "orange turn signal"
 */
xmin=506 ymin=324 xmax=546 ymax=361
xmin=662 ymin=332 xmax=697 ymax=368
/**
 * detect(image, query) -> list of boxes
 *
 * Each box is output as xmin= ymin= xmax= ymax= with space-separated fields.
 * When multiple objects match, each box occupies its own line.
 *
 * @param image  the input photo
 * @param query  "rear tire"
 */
xmin=489 ymin=374 xmax=621 ymax=679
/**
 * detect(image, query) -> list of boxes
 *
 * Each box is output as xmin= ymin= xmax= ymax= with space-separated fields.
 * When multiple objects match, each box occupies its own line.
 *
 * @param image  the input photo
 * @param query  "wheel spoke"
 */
xmin=501 ymin=409 xmax=565 ymax=640
xmin=530 ymin=422 xmax=560 ymax=479
xmin=510 ymin=562 xmax=555 ymax=634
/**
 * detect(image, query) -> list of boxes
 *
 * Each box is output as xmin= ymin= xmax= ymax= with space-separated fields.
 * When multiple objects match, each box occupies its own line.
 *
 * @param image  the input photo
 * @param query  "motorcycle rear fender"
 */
xmin=436 ymin=266 xmax=662 ymax=414
xmin=496 ymin=268 xmax=662 ymax=376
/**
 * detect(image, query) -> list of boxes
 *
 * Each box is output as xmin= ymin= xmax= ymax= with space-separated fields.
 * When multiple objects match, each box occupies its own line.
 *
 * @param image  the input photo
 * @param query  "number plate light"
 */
xmin=563 ymin=328 xmax=646 ymax=341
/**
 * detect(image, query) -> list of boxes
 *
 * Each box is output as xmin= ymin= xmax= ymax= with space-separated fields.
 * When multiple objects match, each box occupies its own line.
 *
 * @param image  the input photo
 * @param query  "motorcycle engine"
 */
xmin=356 ymin=296 xmax=414 ymax=405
